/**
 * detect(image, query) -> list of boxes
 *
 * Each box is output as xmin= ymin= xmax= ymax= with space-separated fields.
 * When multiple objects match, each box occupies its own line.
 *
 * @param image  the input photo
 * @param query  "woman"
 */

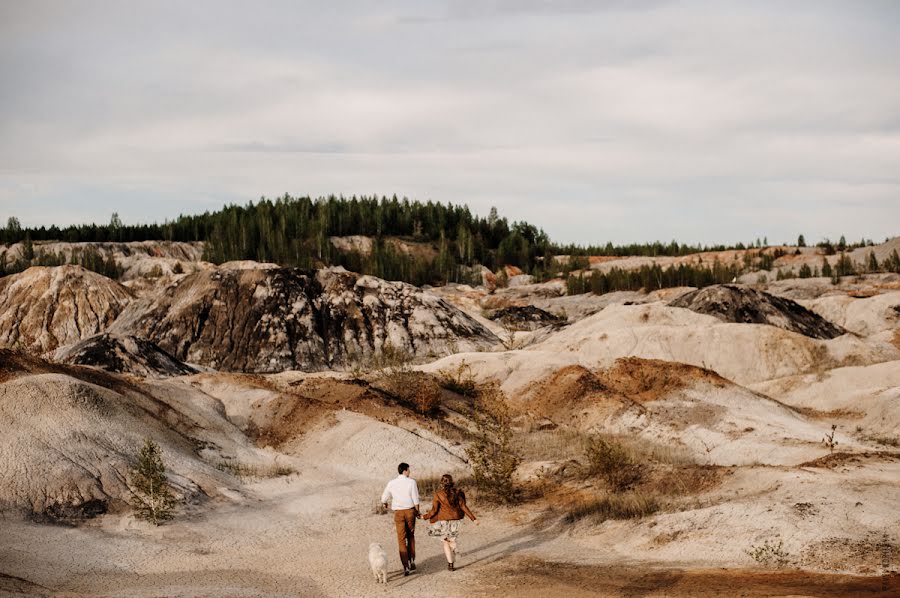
xmin=422 ymin=474 xmax=478 ymax=571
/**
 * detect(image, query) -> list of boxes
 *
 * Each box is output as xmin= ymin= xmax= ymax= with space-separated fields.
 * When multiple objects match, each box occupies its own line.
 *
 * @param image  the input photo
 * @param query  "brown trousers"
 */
xmin=393 ymin=508 xmax=416 ymax=568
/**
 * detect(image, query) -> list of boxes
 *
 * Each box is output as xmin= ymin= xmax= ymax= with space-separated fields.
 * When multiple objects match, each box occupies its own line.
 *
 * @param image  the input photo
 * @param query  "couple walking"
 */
xmin=380 ymin=462 xmax=478 ymax=576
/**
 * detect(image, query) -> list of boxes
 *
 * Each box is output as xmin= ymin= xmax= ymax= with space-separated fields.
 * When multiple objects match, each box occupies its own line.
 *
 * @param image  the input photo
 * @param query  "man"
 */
xmin=381 ymin=462 xmax=420 ymax=576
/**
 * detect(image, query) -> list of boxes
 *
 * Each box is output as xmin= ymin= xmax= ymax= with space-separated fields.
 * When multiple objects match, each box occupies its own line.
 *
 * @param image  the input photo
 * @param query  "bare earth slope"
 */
xmin=0 ymin=350 xmax=272 ymax=520
xmin=0 ymin=266 xmax=132 ymax=354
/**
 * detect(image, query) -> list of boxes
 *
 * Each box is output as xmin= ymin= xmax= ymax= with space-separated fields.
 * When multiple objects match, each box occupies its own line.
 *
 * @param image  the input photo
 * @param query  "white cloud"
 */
xmin=0 ymin=0 xmax=898 ymax=244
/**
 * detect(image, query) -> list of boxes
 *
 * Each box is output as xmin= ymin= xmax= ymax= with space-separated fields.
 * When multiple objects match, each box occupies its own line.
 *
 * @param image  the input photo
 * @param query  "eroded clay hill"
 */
xmin=0 ymin=266 xmax=133 ymax=354
xmin=669 ymin=284 xmax=845 ymax=339
xmin=0 ymin=350 xmax=270 ymax=520
xmin=111 ymin=267 xmax=499 ymax=372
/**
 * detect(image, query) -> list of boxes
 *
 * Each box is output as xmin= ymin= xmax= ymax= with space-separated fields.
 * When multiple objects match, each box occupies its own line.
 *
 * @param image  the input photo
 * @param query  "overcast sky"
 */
xmin=1 ymin=1 xmax=898 ymax=245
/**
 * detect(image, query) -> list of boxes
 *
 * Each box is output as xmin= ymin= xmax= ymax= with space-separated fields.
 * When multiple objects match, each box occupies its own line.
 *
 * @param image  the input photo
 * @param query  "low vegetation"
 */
xmin=563 ymin=491 xmax=660 ymax=525
xmin=746 ymin=538 xmax=791 ymax=568
xmin=584 ymin=435 xmax=643 ymax=492
xmin=214 ymin=459 xmax=296 ymax=481
xmin=437 ymin=359 xmax=478 ymax=397
xmin=377 ymin=369 xmax=443 ymax=415
xmin=823 ymin=424 xmax=839 ymax=453
xmin=466 ymin=382 xmax=521 ymax=503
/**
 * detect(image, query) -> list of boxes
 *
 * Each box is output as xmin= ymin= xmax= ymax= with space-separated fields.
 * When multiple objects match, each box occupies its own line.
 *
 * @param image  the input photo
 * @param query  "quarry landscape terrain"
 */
xmin=0 ymin=233 xmax=898 ymax=597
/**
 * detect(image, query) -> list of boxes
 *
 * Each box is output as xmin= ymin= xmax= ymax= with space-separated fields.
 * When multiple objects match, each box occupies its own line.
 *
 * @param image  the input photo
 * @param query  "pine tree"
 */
xmin=23 ymin=234 xmax=34 ymax=262
xmin=867 ymin=251 xmax=879 ymax=273
xmin=821 ymin=257 xmax=833 ymax=279
xmin=797 ymin=234 xmax=806 ymax=247
xmin=887 ymin=249 xmax=900 ymax=273
xmin=130 ymin=438 xmax=176 ymax=525
xmin=836 ymin=252 xmax=855 ymax=277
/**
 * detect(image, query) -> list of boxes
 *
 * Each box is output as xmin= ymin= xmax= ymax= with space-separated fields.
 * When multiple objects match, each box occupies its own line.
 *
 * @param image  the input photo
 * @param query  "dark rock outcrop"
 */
xmin=54 ymin=333 xmax=197 ymax=378
xmin=669 ymin=285 xmax=845 ymax=339
xmin=489 ymin=305 xmax=565 ymax=331
xmin=111 ymin=267 xmax=499 ymax=372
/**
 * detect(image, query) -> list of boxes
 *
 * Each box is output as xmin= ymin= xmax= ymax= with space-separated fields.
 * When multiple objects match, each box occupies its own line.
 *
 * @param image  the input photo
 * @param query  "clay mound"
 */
xmin=489 ymin=305 xmax=565 ymax=330
xmin=524 ymin=365 xmax=624 ymax=413
xmin=0 ymin=358 xmax=270 ymax=520
xmin=520 ymin=358 xmax=851 ymax=466
xmin=801 ymin=291 xmax=900 ymax=337
xmin=0 ymin=266 xmax=132 ymax=354
xmin=296 ymin=410 xmax=466 ymax=479
xmin=596 ymin=357 xmax=729 ymax=402
xmin=54 ymin=333 xmax=197 ymax=378
xmin=669 ymin=285 xmax=845 ymax=339
xmin=111 ymin=266 xmax=499 ymax=372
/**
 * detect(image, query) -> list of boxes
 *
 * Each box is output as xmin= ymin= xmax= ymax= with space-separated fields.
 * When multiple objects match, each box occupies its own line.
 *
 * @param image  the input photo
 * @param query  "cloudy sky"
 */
xmin=1 ymin=0 xmax=898 ymax=245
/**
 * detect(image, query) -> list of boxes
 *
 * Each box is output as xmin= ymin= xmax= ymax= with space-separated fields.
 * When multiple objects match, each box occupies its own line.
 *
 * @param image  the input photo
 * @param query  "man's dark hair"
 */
xmin=398 ymin=462 xmax=410 ymax=475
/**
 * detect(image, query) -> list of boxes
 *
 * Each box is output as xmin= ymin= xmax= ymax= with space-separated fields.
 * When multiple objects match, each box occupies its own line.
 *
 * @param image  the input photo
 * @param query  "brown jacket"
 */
xmin=423 ymin=489 xmax=477 ymax=523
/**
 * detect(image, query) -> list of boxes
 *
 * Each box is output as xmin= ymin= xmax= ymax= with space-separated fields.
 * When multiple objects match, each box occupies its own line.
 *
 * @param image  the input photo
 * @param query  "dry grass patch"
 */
xmin=214 ymin=459 xmax=296 ymax=481
xmin=376 ymin=369 xmax=443 ymax=414
xmin=514 ymin=428 xmax=695 ymax=468
xmin=562 ymin=491 xmax=660 ymax=525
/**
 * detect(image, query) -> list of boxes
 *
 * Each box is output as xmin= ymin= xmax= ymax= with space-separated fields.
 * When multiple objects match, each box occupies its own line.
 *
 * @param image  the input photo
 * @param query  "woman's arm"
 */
xmin=459 ymin=491 xmax=477 ymax=521
xmin=422 ymin=494 xmax=440 ymax=521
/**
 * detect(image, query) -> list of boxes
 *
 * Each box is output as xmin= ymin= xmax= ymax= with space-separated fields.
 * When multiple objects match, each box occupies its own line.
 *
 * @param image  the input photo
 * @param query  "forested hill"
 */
xmin=0 ymin=194 xmax=871 ymax=286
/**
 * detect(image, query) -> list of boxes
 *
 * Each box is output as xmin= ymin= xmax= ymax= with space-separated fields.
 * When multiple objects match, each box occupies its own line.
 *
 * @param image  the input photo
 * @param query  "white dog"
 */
xmin=368 ymin=542 xmax=388 ymax=584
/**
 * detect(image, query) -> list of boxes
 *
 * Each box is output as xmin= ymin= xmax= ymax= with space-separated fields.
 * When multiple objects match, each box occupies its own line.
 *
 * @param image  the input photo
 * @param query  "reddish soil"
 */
xmin=596 ymin=357 xmax=729 ymax=403
xmin=799 ymin=451 xmax=900 ymax=469
xmin=475 ymin=558 xmax=895 ymax=597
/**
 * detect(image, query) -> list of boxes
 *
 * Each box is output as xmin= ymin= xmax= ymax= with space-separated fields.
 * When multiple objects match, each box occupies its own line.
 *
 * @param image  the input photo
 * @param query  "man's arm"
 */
xmin=381 ymin=482 xmax=392 ymax=507
xmin=412 ymin=479 xmax=420 ymax=514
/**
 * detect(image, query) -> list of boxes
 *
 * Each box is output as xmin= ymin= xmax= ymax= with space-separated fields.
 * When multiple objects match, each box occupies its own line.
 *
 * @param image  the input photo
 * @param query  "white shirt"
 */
xmin=381 ymin=475 xmax=420 ymax=510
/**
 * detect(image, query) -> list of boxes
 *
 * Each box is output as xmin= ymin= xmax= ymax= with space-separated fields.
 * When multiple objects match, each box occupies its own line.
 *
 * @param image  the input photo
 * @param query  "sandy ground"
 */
xmin=3 ymin=465 xmax=896 ymax=598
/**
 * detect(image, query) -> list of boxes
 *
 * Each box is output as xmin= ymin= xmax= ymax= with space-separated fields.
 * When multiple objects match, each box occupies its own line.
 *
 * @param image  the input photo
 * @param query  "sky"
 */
xmin=1 ymin=0 xmax=898 ymax=246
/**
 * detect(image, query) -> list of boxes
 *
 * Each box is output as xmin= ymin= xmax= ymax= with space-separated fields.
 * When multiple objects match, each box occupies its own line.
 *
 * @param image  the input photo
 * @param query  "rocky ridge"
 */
xmin=110 ymin=266 xmax=499 ymax=372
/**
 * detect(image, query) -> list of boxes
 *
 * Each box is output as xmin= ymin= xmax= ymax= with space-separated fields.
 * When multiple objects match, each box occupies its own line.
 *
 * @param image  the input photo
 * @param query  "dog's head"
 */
xmin=369 ymin=542 xmax=384 ymax=551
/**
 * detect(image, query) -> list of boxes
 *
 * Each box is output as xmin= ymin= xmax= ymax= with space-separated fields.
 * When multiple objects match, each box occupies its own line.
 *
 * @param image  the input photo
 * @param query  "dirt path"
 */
xmin=1 ymin=470 xmax=893 ymax=597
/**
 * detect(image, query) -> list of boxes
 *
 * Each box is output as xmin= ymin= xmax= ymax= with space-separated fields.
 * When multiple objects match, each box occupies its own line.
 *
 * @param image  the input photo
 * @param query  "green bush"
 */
xmin=466 ymin=382 xmax=521 ymax=503
xmin=130 ymin=438 xmax=176 ymax=525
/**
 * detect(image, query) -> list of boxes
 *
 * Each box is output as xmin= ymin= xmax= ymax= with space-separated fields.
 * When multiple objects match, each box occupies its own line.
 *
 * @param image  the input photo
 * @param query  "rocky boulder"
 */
xmin=111 ymin=267 xmax=499 ymax=372
xmin=488 ymin=305 xmax=565 ymax=331
xmin=669 ymin=284 xmax=845 ymax=339
xmin=0 ymin=266 xmax=132 ymax=354
xmin=54 ymin=333 xmax=197 ymax=378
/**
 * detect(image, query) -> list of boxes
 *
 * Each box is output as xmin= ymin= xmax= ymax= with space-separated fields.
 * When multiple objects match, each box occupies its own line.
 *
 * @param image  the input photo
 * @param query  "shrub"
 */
xmin=378 ymin=370 xmax=443 ymax=414
xmin=466 ymin=382 xmax=521 ymax=503
xmin=130 ymin=438 xmax=176 ymax=525
xmin=823 ymin=424 xmax=838 ymax=453
xmin=437 ymin=359 xmax=478 ymax=397
xmin=584 ymin=435 xmax=642 ymax=492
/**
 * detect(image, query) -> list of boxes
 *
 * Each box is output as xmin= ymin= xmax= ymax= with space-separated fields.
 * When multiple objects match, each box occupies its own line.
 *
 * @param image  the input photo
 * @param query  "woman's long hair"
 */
xmin=440 ymin=474 xmax=460 ymax=506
